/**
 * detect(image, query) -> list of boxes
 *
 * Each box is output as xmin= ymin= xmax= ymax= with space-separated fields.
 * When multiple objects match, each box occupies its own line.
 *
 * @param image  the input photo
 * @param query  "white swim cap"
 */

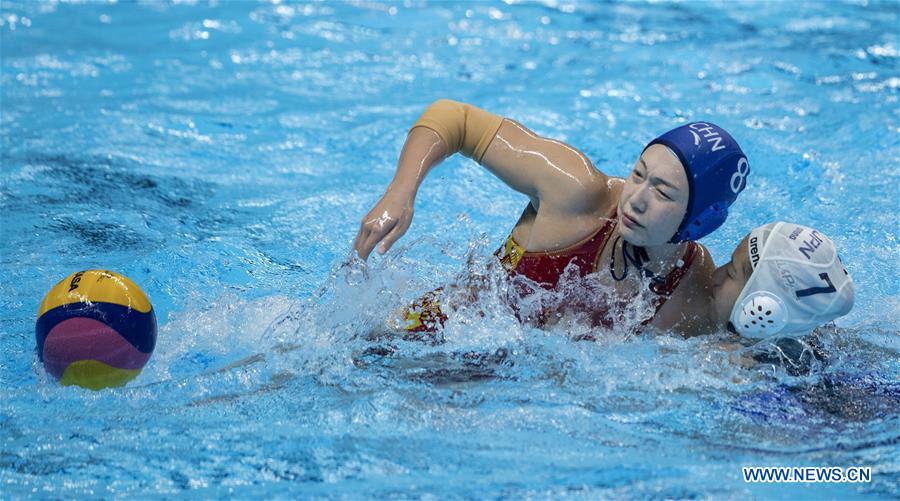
xmin=730 ymin=222 xmax=855 ymax=340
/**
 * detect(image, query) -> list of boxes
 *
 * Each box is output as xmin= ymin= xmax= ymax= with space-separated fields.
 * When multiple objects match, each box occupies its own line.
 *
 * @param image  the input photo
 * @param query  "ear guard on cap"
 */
xmin=731 ymin=291 xmax=789 ymax=338
xmin=670 ymin=202 xmax=729 ymax=243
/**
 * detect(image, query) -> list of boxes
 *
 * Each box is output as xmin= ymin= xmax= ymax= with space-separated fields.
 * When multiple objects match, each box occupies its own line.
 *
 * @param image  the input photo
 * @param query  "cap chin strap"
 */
xmin=731 ymin=291 xmax=789 ymax=339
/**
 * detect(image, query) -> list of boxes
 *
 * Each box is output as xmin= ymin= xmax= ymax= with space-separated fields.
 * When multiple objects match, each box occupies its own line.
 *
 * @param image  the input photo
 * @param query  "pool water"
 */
xmin=1 ymin=0 xmax=898 ymax=498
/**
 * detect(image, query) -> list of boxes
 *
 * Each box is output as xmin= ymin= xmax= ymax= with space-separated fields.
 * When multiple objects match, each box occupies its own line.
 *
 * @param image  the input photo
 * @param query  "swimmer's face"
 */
xmin=618 ymin=144 xmax=689 ymax=246
xmin=712 ymin=234 xmax=753 ymax=327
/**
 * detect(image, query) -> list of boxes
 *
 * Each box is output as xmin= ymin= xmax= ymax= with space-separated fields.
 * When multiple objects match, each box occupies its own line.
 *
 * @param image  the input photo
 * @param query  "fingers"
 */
xmin=355 ymin=227 xmax=377 ymax=261
xmin=355 ymin=214 xmax=398 ymax=261
xmin=377 ymin=216 xmax=410 ymax=255
xmin=352 ymin=213 xmax=383 ymax=261
xmin=353 ymin=194 xmax=415 ymax=260
xmin=357 ymin=234 xmax=378 ymax=261
xmin=352 ymin=224 xmax=370 ymax=259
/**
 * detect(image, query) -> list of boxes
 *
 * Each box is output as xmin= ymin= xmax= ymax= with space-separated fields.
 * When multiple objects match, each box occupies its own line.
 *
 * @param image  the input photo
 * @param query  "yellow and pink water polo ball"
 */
xmin=35 ymin=270 xmax=157 ymax=390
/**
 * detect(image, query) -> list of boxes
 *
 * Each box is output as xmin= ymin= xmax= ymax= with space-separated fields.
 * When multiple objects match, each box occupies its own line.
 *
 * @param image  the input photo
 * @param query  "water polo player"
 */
xmin=353 ymin=99 xmax=750 ymax=334
xmin=712 ymin=222 xmax=855 ymax=340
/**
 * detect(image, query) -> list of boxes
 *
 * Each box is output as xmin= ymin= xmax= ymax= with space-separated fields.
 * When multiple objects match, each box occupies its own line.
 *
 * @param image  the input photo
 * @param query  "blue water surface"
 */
xmin=1 ymin=0 xmax=898 ymax=498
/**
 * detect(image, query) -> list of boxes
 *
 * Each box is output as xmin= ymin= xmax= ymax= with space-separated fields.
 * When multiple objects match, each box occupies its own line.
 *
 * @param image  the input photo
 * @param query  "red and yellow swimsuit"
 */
xmin=399 ymin=208 xmax=698 ymax=334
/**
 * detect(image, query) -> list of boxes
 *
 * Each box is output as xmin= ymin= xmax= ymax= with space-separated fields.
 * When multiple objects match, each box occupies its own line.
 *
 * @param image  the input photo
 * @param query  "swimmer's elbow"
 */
xmin=410 ymin=99 xmax=504 ymax=163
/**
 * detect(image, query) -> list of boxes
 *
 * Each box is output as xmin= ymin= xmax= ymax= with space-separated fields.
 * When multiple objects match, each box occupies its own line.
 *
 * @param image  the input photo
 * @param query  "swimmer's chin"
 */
xmin=617 ymin=224 xmax=649 ymax=247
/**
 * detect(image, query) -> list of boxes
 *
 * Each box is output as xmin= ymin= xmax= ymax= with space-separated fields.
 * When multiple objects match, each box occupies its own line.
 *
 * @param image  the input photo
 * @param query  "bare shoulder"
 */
xmin=602 ymin=177 xmax=626 ymax=211
xmin=687 ymin=243 xmax=717 ymax=281
xmin=670 ymin=243 xmax=717 ymax=307
xmin=496 ymin=119 xmax=613 ymax=214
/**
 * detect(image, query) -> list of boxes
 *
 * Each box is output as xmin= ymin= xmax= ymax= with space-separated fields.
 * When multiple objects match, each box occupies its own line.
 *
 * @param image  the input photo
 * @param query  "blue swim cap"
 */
xmin=644 ymin=121 xmax=749 ymax=243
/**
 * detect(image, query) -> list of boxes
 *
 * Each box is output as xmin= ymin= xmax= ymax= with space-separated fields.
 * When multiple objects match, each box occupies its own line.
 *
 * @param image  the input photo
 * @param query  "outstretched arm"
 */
xmin=352 ymin=126 xmax=448 ymax=260
xmin=353 ymin=99 xmax=609 ymax=260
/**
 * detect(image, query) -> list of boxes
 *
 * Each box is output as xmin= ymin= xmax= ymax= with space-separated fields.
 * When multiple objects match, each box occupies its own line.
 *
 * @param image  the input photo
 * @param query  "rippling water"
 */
xmin=1 ymin=1 xmax=898 ymax=498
